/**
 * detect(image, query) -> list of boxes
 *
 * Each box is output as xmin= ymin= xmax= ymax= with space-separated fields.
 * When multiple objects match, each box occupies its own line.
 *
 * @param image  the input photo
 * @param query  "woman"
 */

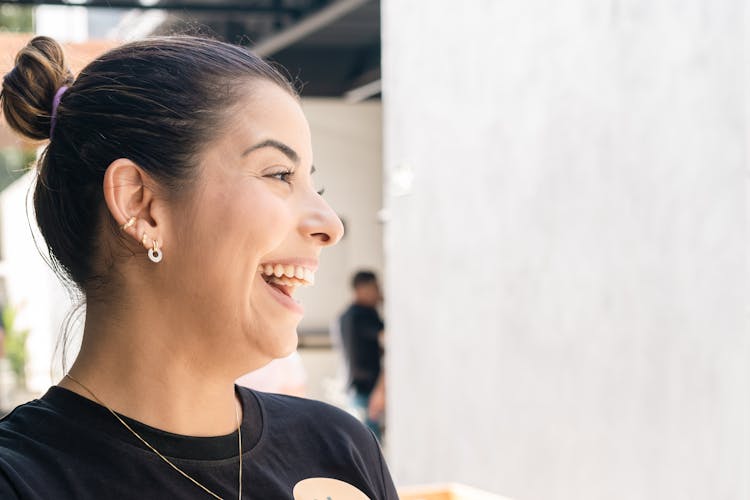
xmin=0 ymin=36 xmax=398 ymax=500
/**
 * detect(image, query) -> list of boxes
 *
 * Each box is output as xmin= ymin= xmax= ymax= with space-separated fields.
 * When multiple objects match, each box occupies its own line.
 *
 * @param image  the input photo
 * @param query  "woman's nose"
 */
xmin=300 ymin=195 xmax=345 ymax=246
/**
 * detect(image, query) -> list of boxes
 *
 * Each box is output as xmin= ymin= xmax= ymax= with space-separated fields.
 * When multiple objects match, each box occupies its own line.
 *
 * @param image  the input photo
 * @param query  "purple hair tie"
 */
xmin=50 ymin=85 xmax=68 ymax=138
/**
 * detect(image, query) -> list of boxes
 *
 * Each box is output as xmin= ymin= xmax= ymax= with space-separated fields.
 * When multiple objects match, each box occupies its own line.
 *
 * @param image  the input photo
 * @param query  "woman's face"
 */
xmin=164 ymin=81 xmax=343 ymax=374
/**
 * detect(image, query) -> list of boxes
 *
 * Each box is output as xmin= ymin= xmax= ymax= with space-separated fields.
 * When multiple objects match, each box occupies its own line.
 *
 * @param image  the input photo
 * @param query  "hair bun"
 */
xmin=1 ymin=36 xmax=74 ymax=141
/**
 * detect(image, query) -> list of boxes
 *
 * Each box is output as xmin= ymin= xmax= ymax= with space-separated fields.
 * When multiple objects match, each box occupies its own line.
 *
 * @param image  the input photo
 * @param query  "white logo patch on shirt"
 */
xmin=293 ymin=477 xmax=371 ymax=500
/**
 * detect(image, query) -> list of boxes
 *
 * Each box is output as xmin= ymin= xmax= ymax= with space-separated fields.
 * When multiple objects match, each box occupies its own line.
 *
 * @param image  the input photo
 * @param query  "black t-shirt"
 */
xmin=339 ymin=304 xmax=384 ymax=395
xmin=0 ymin=386 xmax=398 ymax=499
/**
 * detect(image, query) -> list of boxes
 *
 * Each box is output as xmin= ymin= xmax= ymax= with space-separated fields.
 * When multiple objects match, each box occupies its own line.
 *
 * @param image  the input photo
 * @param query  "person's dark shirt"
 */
xmin=339 ymin=304 xmax=384 ymax=395
xmin=0 ymin=385 xmax=398 ymax=499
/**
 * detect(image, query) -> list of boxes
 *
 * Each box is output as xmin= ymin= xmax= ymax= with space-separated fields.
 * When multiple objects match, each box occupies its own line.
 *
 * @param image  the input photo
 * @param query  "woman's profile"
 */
xmin=0 ymin=35 xmax=398 ymax=499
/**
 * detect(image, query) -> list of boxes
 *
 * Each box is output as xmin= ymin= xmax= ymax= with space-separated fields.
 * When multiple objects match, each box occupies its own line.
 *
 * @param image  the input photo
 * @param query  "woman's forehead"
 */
xmin=226 ymin=83 xmax=312 ymax=159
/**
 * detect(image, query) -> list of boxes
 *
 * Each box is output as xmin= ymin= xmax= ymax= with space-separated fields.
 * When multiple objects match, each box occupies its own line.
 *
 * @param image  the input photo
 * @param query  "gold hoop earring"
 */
xmin=120 ymin=216 xmax=136 ymax=231
xmin=148 ymin=240 xmax=162 ymax=263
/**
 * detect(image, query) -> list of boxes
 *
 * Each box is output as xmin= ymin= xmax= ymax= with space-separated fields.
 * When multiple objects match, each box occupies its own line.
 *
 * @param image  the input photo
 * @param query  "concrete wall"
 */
xmin=382 ymin=2 xmax=748 ymax=499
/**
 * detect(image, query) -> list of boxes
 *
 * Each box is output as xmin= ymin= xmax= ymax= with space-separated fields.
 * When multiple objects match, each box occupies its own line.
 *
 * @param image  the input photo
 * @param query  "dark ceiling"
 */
xmin=9 ymin=0 xmax=382 ymax=98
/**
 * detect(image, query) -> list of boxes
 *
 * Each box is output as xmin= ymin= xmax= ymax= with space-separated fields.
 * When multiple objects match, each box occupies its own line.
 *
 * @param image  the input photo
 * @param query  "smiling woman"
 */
xmin=0 ymin=36 xmax=397 ymax=500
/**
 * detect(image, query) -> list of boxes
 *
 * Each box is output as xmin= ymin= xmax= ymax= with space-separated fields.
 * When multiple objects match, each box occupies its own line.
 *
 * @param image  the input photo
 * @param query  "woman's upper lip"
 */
xmin=258 ymin=257 xmax=319 ymax=272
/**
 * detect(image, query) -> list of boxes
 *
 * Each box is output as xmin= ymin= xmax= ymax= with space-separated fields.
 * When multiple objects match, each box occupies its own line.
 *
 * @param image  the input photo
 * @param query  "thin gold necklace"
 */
xmin=64 ymin=374 xmax=242 ymax=500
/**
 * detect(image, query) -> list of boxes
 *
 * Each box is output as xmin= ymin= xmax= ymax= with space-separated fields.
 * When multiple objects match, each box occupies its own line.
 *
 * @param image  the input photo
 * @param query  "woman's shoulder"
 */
xmin=241 ymin=387 xmax=375 ymax=445
xmin=244 ymin=386 xmax=365 ymax=427
xmin=0 ymin=398 xmax=61 ymax=497
xmin=0 ymin=398 xmax=51 ymax=444
xmin=239 ymin=388 xmax=398 ymax=499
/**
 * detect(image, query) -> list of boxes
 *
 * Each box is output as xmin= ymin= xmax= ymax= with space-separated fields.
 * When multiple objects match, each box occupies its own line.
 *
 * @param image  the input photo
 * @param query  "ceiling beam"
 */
xmin=344 ymin=78 xmax=380 ymax=102
xmin=251 ymin=0 xmax=370 ymax=57
xmin=5 ymin=0 xmax=306 ymax=14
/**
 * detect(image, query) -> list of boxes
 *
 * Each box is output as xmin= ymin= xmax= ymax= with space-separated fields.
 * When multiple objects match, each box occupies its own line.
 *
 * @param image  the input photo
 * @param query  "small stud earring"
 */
xmin=120 ymin=216 xmax=136 ymax=231
xmin=142 ymin=232 xmax=148 ymax=247
xmin=148 ymin=239 xmax=162 ymax=263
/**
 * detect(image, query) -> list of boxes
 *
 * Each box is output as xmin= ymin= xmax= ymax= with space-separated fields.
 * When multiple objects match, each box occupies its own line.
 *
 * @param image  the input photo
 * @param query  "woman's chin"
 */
xmin=248 ymin=288 xmax=303 ymax=355
xmin=259 ymin=324 xmax=299 ymax=358
xmin=276 ymin=332 xmax=299 ymax=357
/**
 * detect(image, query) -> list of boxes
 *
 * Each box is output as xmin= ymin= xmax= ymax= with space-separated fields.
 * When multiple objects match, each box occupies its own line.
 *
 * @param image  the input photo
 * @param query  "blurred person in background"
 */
xmin=338 ymin=270 xmax=386 ymax=441
xmin=0 ymin=36 xmax=398 ymax=499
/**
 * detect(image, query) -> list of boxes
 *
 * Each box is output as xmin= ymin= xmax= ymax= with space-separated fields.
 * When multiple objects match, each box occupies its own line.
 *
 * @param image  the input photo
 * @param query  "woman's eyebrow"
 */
xmin=241 ymin=139 xmax=299 ymax=165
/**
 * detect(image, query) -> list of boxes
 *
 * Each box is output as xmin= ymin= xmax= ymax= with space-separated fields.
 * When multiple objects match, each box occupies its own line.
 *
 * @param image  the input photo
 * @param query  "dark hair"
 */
xmin=1 ymin=35 xmax=294 ymax=293
xmin=351 ymin=270 xmax=377 ymax=289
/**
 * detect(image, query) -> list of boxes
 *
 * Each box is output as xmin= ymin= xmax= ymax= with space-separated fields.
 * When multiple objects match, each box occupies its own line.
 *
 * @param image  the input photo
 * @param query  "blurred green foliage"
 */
xmin=0 ymin=148 xmax=36 ymax=192
xmin=2 ymin=304 xmax=29 ymax=388
xmin=0 ymin=4 xmax=33 ymax=32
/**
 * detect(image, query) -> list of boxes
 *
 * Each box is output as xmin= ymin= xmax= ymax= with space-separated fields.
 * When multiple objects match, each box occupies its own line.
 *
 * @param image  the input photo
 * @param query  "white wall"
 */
xmin=35 ymin=6 xmax=89 ymax=43
xmin=0 ymin=172 xmax=74 ymax=394
xmin=382 ymin=2 xmax=748 ymax=499
xmin=297 ymin=99 xmax=383 ymax=331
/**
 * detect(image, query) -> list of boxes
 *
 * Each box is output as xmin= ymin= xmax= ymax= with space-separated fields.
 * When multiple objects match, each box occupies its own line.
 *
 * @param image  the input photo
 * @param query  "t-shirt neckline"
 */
xmin=40 ymin=385 xmax=264 ymax=462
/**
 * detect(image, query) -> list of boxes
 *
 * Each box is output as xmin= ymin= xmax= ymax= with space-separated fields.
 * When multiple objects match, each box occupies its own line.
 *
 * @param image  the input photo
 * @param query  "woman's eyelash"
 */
xmin=268 ymin=169 xmax=294 ymax=182
xmin=266 ymin=169 xmax=323 ymax=195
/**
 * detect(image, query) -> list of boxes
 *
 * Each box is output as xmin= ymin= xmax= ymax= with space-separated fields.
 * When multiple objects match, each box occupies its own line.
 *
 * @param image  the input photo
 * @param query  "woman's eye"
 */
xmin=268 ymin=170 xmax=293 ymax=183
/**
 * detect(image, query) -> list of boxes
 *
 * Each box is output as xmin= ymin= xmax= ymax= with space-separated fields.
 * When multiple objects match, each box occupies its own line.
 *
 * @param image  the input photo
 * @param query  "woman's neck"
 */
xmin=57 ymin=301 xmax=243 ymax=437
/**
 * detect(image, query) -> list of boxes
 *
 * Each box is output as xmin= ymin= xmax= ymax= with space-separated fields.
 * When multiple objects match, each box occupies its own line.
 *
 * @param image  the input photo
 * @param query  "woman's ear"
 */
xmin=102 ymin=159 xmax=162 ymax=251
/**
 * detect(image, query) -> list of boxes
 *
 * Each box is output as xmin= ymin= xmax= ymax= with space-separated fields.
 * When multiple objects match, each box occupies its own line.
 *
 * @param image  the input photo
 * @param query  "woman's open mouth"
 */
xmin=258 ymin=263 xmax=315 ymax=314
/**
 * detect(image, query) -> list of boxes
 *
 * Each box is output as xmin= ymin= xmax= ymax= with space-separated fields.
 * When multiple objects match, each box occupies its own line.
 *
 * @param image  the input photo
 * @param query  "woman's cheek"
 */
xmin=251 ymin=197 xmax=296 ymax=249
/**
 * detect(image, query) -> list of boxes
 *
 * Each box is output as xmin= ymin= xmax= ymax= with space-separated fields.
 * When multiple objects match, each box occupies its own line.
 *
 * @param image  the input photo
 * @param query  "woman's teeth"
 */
xmin=258 ymin=264 xmax=315 ymax=286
